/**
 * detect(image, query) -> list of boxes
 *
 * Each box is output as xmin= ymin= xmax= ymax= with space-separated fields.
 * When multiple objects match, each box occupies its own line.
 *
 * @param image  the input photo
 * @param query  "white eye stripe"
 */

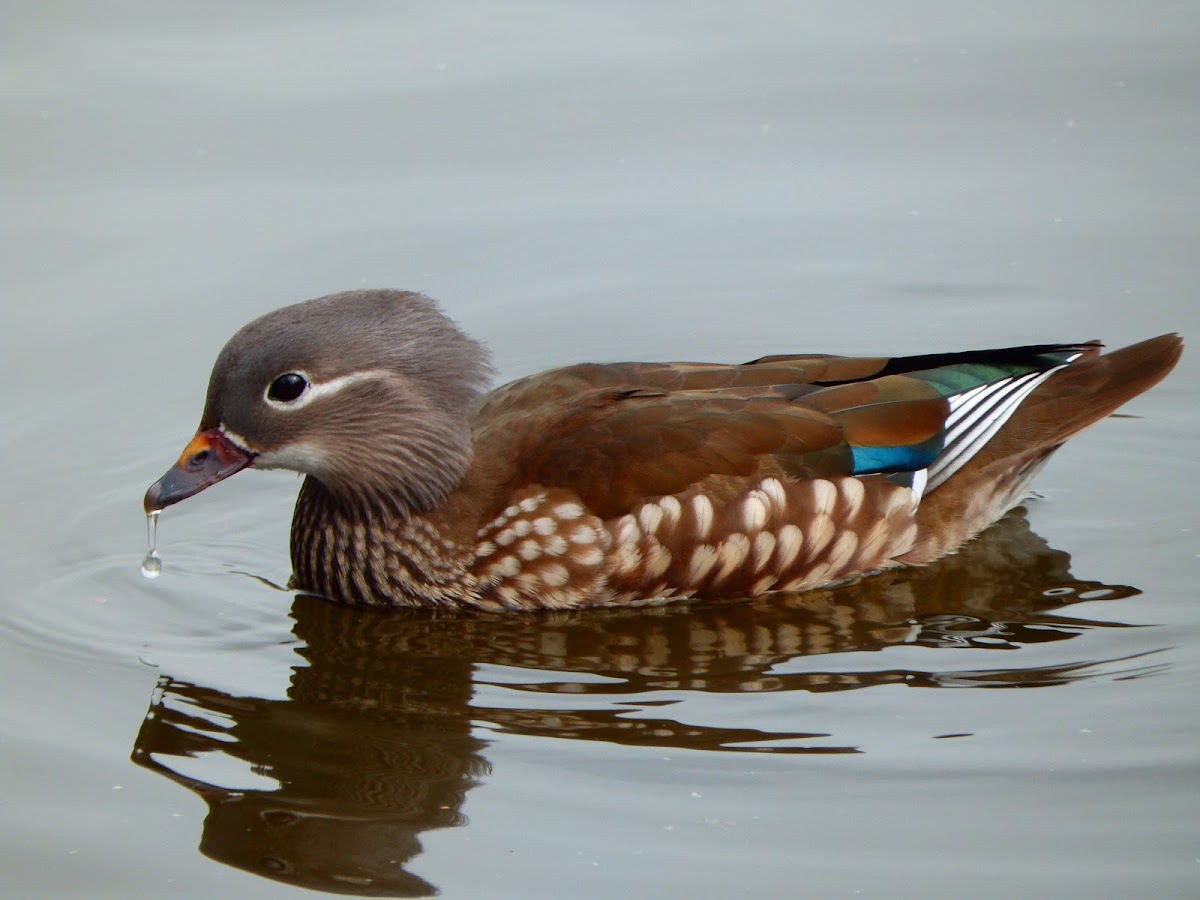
xmin=263 ymin=370 xmax=391 ymax=409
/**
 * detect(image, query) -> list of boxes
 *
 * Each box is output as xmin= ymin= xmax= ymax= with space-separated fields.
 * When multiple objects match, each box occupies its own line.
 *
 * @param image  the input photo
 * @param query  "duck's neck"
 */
xmin=289 ymin=476 xmax=483 ymax=608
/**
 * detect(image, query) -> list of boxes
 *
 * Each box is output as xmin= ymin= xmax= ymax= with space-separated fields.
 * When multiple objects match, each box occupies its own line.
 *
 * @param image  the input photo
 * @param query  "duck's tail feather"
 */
xmin=901 ymin=333 xmax=1182 ymax=565
xmin=1009 ymin=333 xmax=1182 ymax=449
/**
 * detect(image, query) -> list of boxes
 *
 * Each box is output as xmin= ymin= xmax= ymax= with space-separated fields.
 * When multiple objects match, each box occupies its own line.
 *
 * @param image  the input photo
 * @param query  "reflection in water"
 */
xmin=132 ymin=508 xmax=1157 ymax=896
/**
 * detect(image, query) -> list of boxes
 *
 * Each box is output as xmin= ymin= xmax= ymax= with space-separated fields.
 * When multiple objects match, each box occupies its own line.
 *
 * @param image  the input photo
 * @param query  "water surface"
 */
xmin=3 ymin=3 xmax=1198 ymax=898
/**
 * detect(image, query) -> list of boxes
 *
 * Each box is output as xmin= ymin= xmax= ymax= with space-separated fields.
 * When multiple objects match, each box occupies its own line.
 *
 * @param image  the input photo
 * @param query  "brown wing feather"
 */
xmin=476 ymin=354 xmax=884 ymax=420
xmin=476 ymin=388 xmax=854 ymax=519
xmin=834 ymin=397 xmax=948 ymax=447
xmin=473 ymin=354 xmax=999 ymax=520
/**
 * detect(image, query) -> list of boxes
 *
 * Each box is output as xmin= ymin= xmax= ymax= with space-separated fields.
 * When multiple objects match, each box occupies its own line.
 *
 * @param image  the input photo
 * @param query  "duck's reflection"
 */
xmin=132 ymin=508 xmax=1153 ymax=896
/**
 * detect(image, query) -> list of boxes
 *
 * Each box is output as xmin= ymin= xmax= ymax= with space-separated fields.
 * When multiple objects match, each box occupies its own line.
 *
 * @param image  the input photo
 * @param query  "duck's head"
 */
xmin=144 ymin=289 xmax=493 ymax=518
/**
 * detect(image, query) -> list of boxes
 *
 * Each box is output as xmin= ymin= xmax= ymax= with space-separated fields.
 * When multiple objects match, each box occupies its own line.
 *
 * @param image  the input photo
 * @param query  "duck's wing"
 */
xmin=475 ymin=342 xmax=1108 ymax=520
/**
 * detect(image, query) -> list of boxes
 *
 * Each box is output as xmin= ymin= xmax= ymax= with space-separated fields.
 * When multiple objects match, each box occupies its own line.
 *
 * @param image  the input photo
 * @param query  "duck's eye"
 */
xmin=268 ymin=372 xmax=308 ymax=403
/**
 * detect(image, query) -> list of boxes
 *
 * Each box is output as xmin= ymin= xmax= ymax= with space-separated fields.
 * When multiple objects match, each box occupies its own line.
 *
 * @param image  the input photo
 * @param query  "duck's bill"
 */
xmin=144 ymin=428 xmax=254 ymax=513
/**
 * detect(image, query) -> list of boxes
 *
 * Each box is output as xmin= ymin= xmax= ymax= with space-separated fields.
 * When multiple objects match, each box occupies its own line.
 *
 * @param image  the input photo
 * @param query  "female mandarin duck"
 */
xmin=145 ymin=290 xmax=1181 ymax=611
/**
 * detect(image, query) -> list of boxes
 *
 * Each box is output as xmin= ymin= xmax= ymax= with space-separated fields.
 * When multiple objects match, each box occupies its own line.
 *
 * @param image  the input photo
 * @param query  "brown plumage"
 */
xmin=144 ymin=290 xmax=1182 ymax=610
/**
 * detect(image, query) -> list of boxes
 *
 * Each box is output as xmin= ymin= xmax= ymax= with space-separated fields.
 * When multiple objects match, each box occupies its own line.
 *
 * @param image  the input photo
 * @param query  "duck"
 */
xmin=144 ymin=289 xmax=1181 ymax=611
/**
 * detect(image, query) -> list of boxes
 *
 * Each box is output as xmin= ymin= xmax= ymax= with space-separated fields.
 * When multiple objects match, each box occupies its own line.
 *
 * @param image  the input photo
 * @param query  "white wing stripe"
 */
xmin=928 ymin=367 xmax=1063 ymax=491
xmin=945 ymin=382 xmax=991 ymax=422
xmin=940 ymin=372 xmax=1036 ymax=448
xmin=945 ymin=377 xmax=1017 ymax=433
xmin=935 ymin=379 xmax=1040 ymax=481
xmin=930 ymin=369 xmax=1056 ymax=489
xmin=931 ymin=376 xmax=1041 ymax=489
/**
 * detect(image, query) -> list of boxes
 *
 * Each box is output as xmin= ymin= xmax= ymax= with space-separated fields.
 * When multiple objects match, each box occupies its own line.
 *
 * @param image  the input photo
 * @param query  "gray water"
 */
xmin=3 ymin=2 xmax=1199 ymax=897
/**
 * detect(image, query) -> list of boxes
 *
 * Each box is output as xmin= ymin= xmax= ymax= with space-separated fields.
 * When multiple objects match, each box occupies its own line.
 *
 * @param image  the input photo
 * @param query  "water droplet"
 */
xmin=141 ymin=553 xmax=161 ymax=579
xmin=141 ymin=511 xmax=162 ymax=579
